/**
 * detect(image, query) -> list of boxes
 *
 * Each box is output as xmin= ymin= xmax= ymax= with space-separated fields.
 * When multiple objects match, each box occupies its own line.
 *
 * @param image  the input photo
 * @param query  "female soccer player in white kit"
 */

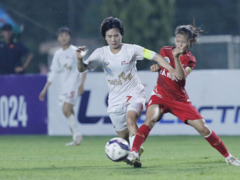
xmin=39 ymin=27 xmax=87 ymax=146
xmin=76 ymin=17 xmax=175 ymax=149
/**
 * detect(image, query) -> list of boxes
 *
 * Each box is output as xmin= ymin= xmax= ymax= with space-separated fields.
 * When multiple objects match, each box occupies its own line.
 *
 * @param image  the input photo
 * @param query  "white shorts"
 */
xmin=58 ymin=89 xmax=79 ymax=106
xmin=108 ymin=96 xmax=145 ymax=132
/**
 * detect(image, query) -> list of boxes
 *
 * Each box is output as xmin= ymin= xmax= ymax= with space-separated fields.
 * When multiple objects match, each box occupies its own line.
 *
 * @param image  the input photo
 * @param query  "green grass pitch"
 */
xmin=0 ymin=135 xmax=239 ymax=180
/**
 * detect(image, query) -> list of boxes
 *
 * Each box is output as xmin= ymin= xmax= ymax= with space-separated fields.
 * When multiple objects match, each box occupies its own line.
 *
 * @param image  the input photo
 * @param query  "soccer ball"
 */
xmin=105 ymin=137 xmax=130 ymax=162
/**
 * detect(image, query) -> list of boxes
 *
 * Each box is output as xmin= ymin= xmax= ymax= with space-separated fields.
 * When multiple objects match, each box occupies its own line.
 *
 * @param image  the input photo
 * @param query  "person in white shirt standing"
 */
xmin=39 ymin=27 xmax=87 ymax=146
xmin=76 ymin=17 xmax=175 ymax=151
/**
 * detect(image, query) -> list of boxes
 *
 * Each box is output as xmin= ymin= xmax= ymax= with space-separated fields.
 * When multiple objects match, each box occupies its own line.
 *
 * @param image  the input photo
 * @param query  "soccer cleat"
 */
xmin=125 ymin=151 xmax=142 ymax=168
xmin=73 ymin=134 xmax=82 ymax=145
xmin=139 ymin=146 xmax=144 ymax=157
xmin=65 ymin=135 xmax=82 ymax=146
xmin=65 ymin=141 xmax=76 ymax=146
xmin=225 ymin=155 xmax=240 ymax=166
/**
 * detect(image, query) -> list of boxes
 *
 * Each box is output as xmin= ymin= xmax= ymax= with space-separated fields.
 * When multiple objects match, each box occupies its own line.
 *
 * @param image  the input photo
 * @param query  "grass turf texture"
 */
xmin=0 ymin=135 xmax=239 ymax=180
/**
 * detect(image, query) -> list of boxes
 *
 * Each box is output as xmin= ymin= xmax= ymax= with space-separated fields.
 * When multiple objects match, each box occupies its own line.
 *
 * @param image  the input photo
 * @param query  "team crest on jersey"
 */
xmin=164 ymin=57 xmax=170 ymax=63
xmin=103 ymin=62 xmax=112 ymax=75
xmin=104 ymin=67 xmax=113 ymax=75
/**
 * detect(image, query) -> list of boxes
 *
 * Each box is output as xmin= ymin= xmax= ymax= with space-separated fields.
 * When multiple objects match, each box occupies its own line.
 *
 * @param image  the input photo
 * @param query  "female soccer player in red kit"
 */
xmin=126 ymin=24 xmax=240 ymax=167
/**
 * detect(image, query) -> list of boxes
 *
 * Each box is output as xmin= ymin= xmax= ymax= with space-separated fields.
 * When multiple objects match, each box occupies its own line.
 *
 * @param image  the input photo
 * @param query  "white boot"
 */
xmin=65 ymin=114 xmax=82 ymax=146
xmin=129 ymin=134 xmax=144 ymax=157
xmin=225 ymin=154 xmax=240 ymax=166
xmin=126 ymin=151 xmax=142 ymax=168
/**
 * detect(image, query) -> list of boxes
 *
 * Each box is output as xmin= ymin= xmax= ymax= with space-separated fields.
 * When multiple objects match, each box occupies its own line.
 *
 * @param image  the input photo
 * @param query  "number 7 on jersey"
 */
xmin=126 ymin=96 xmax=132 ymax=103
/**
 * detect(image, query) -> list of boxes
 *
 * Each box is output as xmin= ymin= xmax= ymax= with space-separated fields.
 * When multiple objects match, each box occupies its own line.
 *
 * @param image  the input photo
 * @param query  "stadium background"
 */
xmin=0 ymin=0 xmax=240 ymax=135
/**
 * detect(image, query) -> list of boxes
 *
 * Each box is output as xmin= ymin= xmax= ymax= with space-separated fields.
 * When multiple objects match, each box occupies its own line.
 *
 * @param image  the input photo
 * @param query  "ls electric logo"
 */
xmin=77 ymin=91 xmax=240 ymax=125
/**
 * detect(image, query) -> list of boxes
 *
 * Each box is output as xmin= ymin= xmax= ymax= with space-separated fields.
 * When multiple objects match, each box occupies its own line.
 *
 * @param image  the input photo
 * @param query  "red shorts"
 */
xmin=146 ymin=95 xmax=203 ymax=123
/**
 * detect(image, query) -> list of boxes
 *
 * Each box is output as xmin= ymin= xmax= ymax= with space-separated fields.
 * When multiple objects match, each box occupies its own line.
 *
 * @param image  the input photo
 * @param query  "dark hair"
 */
xmin=100 ymin=16 xmax=124 ymax=38
xmin=175 ymin=23 xmax=203 ymax=46
xmin=1 ymin=23 xmax=13 ymax=31
xmin=56 ymin=27 xmax=71 ymax=36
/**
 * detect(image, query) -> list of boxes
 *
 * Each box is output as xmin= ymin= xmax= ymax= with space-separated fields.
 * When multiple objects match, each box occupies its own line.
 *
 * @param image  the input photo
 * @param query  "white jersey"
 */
xmin=48 ymin=45 xmax=81 ymax=94
xmin=84 ymin=43 xmax=155 ymax=107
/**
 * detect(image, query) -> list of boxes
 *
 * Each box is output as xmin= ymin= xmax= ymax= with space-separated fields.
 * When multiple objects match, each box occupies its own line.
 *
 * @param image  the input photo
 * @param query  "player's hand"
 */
xmin=76 ymin=46 xmax=88 ymax=59
xmin=14 ymin=66 xmax=25 ymax=73
xmin=173 ymin=48 xmax=183 ymax=58
xmin=78 ymin=85 xmax=84 ymax=96
xmin=150 ymin=64 xmax=160 ymax=72
xmin=39 ymin=91 xmax=46 ymax=101
xmin=168 ymin=68 xmax=179 ymax=81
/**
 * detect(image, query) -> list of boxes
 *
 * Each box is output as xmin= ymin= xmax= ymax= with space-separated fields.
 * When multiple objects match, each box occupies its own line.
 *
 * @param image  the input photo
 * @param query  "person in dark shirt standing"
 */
xmin=0 ymin=23 xmax=34 ymax=74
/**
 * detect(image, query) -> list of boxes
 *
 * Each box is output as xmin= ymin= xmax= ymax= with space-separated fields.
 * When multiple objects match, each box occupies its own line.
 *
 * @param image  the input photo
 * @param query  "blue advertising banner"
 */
xmin=0 ymin=75 xmax=47 ymax=134
xmin=48 ymin=71 xmax=240 ymax=136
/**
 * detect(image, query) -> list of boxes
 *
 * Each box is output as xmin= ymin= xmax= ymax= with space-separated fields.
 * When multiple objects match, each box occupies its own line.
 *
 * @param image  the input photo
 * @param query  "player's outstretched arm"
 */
xmin=76 ymin=46 xmax=88 ymax=72
xmin=152 ymin=54 xmax=178 ymax=80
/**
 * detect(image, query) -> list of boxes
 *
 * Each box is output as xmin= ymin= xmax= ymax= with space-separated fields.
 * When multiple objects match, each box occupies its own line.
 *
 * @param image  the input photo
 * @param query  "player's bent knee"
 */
xmin=197 ymin=126 xmax=211 ymax=136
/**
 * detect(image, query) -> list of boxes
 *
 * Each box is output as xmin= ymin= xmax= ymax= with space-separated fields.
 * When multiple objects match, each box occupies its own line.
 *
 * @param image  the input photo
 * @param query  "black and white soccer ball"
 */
xmin=105 ymin=137 xmax=130 ymax=162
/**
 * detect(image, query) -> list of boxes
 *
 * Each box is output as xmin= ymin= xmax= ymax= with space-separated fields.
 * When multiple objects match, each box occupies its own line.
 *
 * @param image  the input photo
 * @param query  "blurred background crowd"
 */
xmin=0 ymin=0 xmax=240 ymax=74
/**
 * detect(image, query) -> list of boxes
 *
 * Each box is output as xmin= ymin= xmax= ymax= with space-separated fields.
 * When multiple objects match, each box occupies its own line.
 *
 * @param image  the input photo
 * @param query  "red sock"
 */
xmin=205 ymin=131 xmax=229 ymax=158
xmin=132 ymin=124 xmax=151 ymax=152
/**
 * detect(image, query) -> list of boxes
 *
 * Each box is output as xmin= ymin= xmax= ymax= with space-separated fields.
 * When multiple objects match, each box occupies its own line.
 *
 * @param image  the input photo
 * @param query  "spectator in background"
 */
xmin=0 ymin=23 xmax=34 ymax=74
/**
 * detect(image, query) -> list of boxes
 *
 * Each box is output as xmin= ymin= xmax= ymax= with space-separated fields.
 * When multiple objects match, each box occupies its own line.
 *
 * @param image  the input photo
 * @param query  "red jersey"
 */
xmin=155 ymin=46 xmax=196 ymax=102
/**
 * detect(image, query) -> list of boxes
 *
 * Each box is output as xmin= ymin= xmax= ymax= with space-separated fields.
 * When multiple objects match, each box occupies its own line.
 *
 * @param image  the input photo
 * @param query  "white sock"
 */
xmin=67 ymin=114 xmax=82 ymax=137
xmin=225 ymin=154 xmax=233 ymax=160
xmin=129 ymin=134 xmax=135 ymax=149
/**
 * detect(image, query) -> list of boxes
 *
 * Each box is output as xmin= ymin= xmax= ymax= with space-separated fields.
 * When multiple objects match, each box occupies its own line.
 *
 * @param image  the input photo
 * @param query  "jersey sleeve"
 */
xmin=84 ymin=48 xmax=103 ymax=64
xmin=84 ymin=48 xmax=103 ymax=71
xmin=182 ymin=56 xmax=196 ymax=76
xmin=133 ymin=44 xmax=156 ymax=61
xmin=160 ymin=47 xmax=171 ymax=60
xmin=160 ymin=48 xmax=165 ymax=56
xmin=47 ymin=52 xmax=61 ymax=82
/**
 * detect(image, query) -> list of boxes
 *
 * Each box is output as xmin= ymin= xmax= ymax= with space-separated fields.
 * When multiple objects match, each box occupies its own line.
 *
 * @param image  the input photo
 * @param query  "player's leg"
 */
xmin=187 ymin=119 xmax=240 ymax=166
xmin=133 ymin=104 xmax=163 ymax=152
xmin=116 ymin=128 xmax=129 ymax=140
xmin=123 ymin=93 xmax=146 ymax=158
xmin=169 ymin=99 xmax=240 ymax=166
xmin=126 ymin=110 xmax=145 ymax=161
xmin=126 ymin=104 xmax=163 ymax=167
xmin=126 ymin=110 xmax=141 ymax=148
xmin=109 ymin=110 xmax=129 ymax=141
xmin=187 ymin=119 xmax=210 ymax=136
xmin=63 ymin=102 xmax=82 ymax=146
xmin=126 ymin=99 xmax=147 ymax=156
xmin=125 ymin=85 xmax=146 ymax=149
xmin=189 ymin=119 xmax=229 ymax=157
